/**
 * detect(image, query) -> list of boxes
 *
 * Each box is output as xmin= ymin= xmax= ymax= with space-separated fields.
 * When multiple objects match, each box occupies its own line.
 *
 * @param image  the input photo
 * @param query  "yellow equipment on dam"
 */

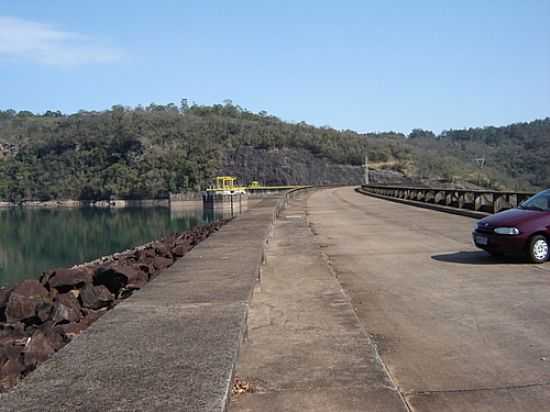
xmin=206 ymin=176 xmax=301 ymax=194
xmin=203 ymin=176 xmax=304 ymax=213
xmin=203 ymin=176 xmax=247 ymax=213
xmin=206 ymin=176 xmax=244 ymax=193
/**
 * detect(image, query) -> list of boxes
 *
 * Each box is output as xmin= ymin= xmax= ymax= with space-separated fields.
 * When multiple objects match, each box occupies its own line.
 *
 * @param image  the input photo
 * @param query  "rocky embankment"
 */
xmin=0 ymin=220 xmax=227 ymax=392
xmin=222 ymin=146 xmax=364 ymax=185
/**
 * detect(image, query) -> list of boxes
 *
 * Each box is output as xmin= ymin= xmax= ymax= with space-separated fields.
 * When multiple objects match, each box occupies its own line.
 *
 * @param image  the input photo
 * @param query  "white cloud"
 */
xmin=0 ymin=16 xmax=123 ymax=66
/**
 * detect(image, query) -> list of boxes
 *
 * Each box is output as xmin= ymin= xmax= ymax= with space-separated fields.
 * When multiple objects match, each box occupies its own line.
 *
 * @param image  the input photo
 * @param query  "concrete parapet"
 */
xmin=360 ymin=184 xmax=534 ymax=215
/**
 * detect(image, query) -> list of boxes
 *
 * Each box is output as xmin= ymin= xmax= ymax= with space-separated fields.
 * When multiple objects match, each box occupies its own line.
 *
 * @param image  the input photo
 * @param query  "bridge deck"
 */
xmin=307 ymin=187 xmax=550 ymax=411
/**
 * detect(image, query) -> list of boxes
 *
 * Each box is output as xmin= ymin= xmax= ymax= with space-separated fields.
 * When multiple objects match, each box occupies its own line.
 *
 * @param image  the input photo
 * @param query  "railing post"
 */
xmin=474 ymin=194 xmax=482 ymax=211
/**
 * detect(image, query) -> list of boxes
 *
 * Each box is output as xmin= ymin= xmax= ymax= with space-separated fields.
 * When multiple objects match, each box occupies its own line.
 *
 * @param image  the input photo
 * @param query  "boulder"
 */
xmin=163 ymin=234 xmax=177 ymax=245
xmin=116 ymin=254 xmax=136 ymax=266
xmin=48 ymin=287 xmax=59 ymax=301
xmin=139 ymin=247 xmax=156 ymax=259
xmin=94 ymin=266 xmax=126 ymax=295
xmin=0 ymin=321 xmax=25 ymax=338
xmin=79 ymin=284 xmax=114 ymax=310
xmin=172 ymin=244 xmax=191 ymax=257
xmin=59 ymin=309 xmax=103 ymax=338
xmin=0 ymin=287 xmax=11 ymax=322
xmin=46 ymin=267 xmax=94 ymax=291
xmin=69 ymin=289 xmax=80 ymax=299
xmin=0 ymin=346 xmax=25 ymax=391
xmin=95 ymin=264 xmax=147 ymax=292
xmin=120 ymin=265 xmax=148 ymax=289
xmin=177 ymin=231 xmax=195 ymax=240
xmin=0 ymin=287 xmax=11 ymax=306
xmin=129 ymin=250 xmax=142 ymax=262
xmin=0 ymin=332 xmax=28 ymax=347
xmin=80 ymin=308 xmax=104 ymax=325
xmin=22 ymin=330 xmax=60 ymax=368
xmin=153 ymin=256 xmax=174 ymax=271
xmin=35 ymin=301 xmax=53 ymax=323
xmin=58 ymin=321 xmax=87 ymax=338
xmin=92 ymin=268 xmax=120 ymax=293
xmin=140 ymin=255 xmax=155 ymax=267
xmin=38 ymin=270 xmax=53 ymax=286
xmin=52 ymin=293 xmax=82 ymax=324
xmin=5 ymin=280 xmax=51 ymax=323
xmin=136 ymin=263 xmax=155 ymax=279
xmin=154 ymin=243 xmax=173 ymax=259
xmin=0 ymin=342 xmax=25 ymax=359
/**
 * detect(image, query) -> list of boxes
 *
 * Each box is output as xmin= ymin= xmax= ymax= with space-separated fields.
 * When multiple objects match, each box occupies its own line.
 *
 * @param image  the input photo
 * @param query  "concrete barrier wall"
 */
xmin=247 ymin=188 xmax=303 ymax=199
xmin=361 ymin=184 xmax=534 ymax=214
xmin=169 ymin=192 xmax=202 ymax=202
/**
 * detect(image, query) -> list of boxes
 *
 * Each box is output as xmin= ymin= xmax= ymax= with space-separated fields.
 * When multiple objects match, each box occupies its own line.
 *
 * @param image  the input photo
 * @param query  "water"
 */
xmin=0 ymin=206 xmax=222 ymax=287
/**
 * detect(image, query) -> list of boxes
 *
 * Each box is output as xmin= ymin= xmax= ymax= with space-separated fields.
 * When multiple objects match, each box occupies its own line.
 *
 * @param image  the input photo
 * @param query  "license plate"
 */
xmin=475 ymin=234 xmax=488 ymax=246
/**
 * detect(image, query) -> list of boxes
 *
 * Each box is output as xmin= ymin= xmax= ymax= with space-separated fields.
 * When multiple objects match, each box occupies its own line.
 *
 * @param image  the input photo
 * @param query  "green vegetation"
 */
xmin=0 ymin=102 xmax=548 ymax=201
xmin=404 ymin=120 xmax=550 ymax=191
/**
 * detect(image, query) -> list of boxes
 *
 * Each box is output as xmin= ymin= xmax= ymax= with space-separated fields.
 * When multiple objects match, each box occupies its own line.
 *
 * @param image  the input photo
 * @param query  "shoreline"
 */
xmin=0 ymin=218 xmax=229 ymax=392
xmin=0 ymin=199 xmax=207 ymax=209
xmin=0 ymin=199 xmax=173 ymax=208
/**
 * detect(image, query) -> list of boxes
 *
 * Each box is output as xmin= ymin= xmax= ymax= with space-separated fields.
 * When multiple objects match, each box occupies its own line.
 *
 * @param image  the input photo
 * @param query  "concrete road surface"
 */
xmin=232 ymin=192 xmax=407 ymax=411
xmin=307 ymin=187 xmax=550 ymax=411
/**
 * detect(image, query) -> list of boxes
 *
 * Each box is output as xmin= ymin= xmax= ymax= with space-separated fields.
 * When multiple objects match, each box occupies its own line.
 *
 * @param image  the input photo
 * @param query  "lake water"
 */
xmin=0 ymin=206 xmax=222 ymax=287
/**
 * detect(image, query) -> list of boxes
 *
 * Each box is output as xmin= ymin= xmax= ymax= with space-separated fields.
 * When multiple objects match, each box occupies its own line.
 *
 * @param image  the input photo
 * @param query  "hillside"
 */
xmin=0 ymin=103 xmax=548 ymax=201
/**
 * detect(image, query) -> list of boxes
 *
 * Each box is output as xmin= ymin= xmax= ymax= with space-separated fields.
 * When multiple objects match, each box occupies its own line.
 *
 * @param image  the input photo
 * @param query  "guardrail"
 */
xmin=361 ymin=184 xmax=535 ymax=214
xmin=274 ymin=186 xmax=314 ymax=219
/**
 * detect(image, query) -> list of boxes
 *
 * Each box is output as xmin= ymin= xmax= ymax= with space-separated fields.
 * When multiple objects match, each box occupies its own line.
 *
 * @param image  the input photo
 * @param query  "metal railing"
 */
xmin=361 ymin=184 xmax=535 ymax=214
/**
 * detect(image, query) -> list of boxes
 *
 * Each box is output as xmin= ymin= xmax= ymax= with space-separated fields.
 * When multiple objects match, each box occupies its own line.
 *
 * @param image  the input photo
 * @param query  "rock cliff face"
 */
xmin=221 ymin=146 xmax=420 ymax=187
xmin=221 ymin=146 xmax=364 ymax=186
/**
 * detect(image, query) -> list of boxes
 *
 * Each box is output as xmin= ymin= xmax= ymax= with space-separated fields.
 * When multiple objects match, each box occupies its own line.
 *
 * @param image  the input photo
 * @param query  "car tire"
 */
xmin=528 ymin=235 xmax=549 ymax=264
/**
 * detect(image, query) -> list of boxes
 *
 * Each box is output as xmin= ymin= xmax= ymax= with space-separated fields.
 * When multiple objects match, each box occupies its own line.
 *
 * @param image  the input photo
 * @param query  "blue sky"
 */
xmin=0 ymin=0 xmax=548 ymax=133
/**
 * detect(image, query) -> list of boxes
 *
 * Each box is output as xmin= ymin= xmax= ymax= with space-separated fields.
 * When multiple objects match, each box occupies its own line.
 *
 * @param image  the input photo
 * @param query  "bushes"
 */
xmin=0 ymin=104 xmax=547 ymax=200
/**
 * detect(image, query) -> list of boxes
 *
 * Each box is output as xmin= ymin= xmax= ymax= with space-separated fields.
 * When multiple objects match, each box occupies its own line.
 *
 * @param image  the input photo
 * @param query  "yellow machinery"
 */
xmin=207 ymin=176 xmax=246 ymax=193
xmin=207 ymin=176 xmax=304 ymax=193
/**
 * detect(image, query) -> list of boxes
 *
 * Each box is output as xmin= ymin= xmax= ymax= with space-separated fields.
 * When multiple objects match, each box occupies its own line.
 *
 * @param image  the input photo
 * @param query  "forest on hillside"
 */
xmin=0 ymin=101 xmax=548 ymax=201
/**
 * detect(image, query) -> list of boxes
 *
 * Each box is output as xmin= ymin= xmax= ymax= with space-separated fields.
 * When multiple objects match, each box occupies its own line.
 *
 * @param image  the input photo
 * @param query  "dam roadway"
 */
xmin=2 ymin=187 xmax=549 ymax=411
xmin=232 ymin=187 xmax=550 ymax=411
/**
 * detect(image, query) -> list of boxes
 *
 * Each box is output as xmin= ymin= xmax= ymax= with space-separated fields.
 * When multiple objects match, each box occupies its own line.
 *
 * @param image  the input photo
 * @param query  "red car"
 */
xmin=473 ymin=189 xmax=550 ymax=263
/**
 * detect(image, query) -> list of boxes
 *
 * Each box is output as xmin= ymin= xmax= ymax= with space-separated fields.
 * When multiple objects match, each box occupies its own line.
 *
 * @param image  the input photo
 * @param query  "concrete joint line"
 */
xmin=222 ymin=301 xmax=251 ymax=412
xmin=226 ymin=202 xmax=285 ymax=411
xmin=408 ymin=380 xmax=550 ymax=396
xmin=320 ymin=249 xmax=413 ymax=412
xmin=304 ymin=206 xmax=413 ymax=412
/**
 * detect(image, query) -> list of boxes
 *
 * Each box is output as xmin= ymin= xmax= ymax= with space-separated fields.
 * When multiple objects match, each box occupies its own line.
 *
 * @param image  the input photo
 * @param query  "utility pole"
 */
xmin=474 ymin=157 xmax=486 ymax=186
xmin=474 ymin=157 xmax=486 ymax=169
xmin=363 ymin=153 xmax=369 ymax=185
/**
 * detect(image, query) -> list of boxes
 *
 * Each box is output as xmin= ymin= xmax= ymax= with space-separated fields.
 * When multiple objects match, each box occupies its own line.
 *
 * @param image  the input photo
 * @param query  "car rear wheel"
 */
xmin=528 ymin=235 xmax=549 ymax=263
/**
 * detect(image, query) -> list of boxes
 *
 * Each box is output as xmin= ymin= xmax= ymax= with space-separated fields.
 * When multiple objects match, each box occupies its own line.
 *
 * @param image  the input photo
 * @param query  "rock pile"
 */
xmin=0 ymin=220 xmax=227 ymax=391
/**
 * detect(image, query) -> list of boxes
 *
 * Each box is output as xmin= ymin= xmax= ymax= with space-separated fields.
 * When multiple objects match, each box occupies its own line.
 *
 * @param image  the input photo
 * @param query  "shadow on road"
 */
xmin=431 ymin=251 xmax=527 ymax=265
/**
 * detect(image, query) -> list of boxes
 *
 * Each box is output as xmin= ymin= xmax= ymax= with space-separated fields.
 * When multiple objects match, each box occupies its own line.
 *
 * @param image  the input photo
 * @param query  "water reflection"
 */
xmin=0 ymin=207 xmax=222 ymax=287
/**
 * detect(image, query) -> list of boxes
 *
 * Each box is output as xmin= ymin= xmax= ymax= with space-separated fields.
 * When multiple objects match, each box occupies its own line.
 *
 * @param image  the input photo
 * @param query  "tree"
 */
xmin=408 ymin=129 xmax=436 ymax=140
xmin=0 ymin=102 xmax=546 ymax=201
